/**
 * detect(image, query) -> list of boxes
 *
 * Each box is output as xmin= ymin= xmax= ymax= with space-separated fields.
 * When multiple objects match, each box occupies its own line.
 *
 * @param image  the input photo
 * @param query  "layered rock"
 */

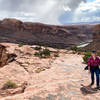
xmin=85 ymin=24 xmax=100 ymax=51
xmin=0 ymin=18 xmax=94 ymax=48
xmin=0 ymin=44 xmax=17 ymax=67
xmin=0 ymin=45 xmax=8 ymax=67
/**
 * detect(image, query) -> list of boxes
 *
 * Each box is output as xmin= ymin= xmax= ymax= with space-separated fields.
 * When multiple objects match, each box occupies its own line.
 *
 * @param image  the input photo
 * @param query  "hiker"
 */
xmin=88 ymin=50 xmax=100 ymax=89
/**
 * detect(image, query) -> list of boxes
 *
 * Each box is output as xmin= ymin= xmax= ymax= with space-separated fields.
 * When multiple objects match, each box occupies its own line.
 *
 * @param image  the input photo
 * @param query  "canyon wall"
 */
xmin=0 ymin=18 xmax=93 ymax=48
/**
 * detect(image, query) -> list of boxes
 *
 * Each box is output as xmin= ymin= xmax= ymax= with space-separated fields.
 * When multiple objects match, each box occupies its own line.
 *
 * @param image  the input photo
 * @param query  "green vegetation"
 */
xmin=18 ymin=42 xmax=24 ymax=47
xmin=39 ymin=43 xmax=47 ymax=47
xmin=83 ymin=51 xmax=100 ymax=64
xmin=41 ymin=48 xmax=50 ymax=56
xmin=54 ymin=53 xmax=59 ymax=57
xmin=25 ymin=62 xmax=30 ymax=65
xmin=83 ymin=51 xmax=91 ymax=64
xmin=34 ymin=52 xmax=40 ymax=57
xmin=34 ymin=46 xmax=42 ymax=50
xmin=70 ymin=46 xmax=79 ymax=52
xmin=34 ymin=48 xmax=51 ymax=58
xmin=70 ymin=46 xmax=86 ymax=54
xmin=2 ymin=80 xmax=18 ymax=90
xmin=70 ymin=46 xmax=100 ymax=64
xmin=97 ymin=52 xmax=100 ymax=56
xmin=35 ymin=68 xmax=42 ymax=73
xmin=56 ymin=45 xmax=62 ymax=49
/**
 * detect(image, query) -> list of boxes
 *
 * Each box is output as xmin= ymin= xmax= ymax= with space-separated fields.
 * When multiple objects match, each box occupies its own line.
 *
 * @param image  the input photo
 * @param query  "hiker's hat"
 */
xmin=92 ymin=50 xmax=96 ymax=53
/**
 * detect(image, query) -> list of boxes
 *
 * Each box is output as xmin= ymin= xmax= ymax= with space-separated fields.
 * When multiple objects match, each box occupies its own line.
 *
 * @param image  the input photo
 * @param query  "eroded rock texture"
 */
xmin=0 ymin=45 xmax=8 ymax=67
xmin=0 ymin=18 xmax=93 ymax=48
xmin=85 ymin=24 xmax=100 ymax=51
xmin=0 ymin=44 xmax=16 ymax=67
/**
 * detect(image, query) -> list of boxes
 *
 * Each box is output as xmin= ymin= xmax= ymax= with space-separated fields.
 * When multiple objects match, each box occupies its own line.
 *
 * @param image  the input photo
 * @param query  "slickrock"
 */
xmin=0 ymin=43 xmax=99 ymax=100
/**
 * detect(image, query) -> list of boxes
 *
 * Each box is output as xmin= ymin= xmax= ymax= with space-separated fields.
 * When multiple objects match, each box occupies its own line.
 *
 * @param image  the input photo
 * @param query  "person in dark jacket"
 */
xmin=88 ymin=50 xmax=100 ymax=89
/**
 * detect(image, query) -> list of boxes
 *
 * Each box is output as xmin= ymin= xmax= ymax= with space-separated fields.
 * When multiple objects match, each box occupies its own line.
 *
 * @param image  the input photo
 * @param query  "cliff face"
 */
xmin=0 ymin=44 xmax=17 ymax=67
xmin=85 ymin=24 xmax=100 ymax=51
xmin=0 ymin=45 xmax=8 ymax=67
xmin=93 ymin=24 xmax=100 ymax=41
xmin=0 ymin=18 xmax=93 ymax=48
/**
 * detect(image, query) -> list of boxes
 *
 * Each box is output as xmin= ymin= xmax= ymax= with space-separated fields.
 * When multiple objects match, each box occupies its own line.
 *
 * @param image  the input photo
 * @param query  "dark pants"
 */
xmin=90 ymin=67 xmax=100 ymax=87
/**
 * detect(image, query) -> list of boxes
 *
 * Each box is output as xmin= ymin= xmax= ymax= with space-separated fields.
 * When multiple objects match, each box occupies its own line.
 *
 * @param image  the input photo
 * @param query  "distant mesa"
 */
xmin=0 ymin=18 xmax=98 ymax=49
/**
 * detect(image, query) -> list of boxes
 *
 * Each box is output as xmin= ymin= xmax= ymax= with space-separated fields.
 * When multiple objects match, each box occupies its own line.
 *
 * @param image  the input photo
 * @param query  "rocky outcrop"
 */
xmin=93 ymin=24 xmax=100 ymax=41
xmin=0 ymin=43 xmax=100 ymax=100
xmin=0 ymin=44 xmax=17 ymax=67
xmin=0 ymin=45 xmax=8 ymax=67
xmin=85 ymin=24 xmax=100 ymax=51
xmin=0 ymin=43 xmax=99 ymax=100
xmin=0 ymin=18 xmax=94 ymax=48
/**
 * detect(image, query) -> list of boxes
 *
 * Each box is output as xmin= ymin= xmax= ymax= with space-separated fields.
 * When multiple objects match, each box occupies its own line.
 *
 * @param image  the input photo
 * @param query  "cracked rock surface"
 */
xmin=0 ymin=43 xmax=99 ymax=100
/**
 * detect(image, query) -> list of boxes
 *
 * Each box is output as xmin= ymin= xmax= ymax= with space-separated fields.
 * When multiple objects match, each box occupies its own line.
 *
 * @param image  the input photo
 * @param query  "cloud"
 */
xmin=72 ymin=0 xmax=100 ymax=22
xmin=0 ymin=0 xmax=86 ymax=24
xmin=60 ymin=0 xmax=100 ymax=24
xmin=64 ymin=0 xmax=86 ymax=11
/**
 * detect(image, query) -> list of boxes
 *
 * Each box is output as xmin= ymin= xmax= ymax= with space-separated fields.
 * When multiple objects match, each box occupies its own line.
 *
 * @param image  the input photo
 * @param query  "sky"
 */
xmin=0 ymin=0 xmax=100 ymax=25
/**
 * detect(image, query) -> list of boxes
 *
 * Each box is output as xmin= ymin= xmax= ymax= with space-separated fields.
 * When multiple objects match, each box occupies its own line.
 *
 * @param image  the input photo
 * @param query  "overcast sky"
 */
xmin=0 ymin=0 xmax=100 ymax=24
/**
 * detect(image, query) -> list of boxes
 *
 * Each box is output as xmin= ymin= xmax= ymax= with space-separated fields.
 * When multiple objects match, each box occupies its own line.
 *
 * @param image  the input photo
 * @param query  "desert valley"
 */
xmin=0 ymin=18 xmax=100 ymax=100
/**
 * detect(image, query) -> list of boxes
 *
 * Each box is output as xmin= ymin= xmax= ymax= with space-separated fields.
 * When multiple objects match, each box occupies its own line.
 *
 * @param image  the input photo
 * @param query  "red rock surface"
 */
xmin=0 ymin=44 xmax=16 ymax=67
xmin=0 ymin=43 xmax=99 ymax=100
xmin=85 ymin=24 xmax=100 ymax=51
xmin=0 ymin=18 xmax=93 ymax=48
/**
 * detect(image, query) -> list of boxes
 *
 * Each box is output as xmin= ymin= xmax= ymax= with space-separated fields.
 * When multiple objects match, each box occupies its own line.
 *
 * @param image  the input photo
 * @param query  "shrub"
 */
xmin=70 ymin=46 xmax=78 ymax=52
xmin=25 ymin=62 xmax=30 ymax=65
xmin=35 ymin=68 xmax=42 ymax=73
xmin=34 ymin=48 xmax=51 ymax=58
xmin=18 ymin=42 xmax=24 ymax=47
xmin=41 ymin=49 xmax=50 ymax=56
xmin=83 ymin=52 xmax=91 ymax=64
xmin=54 ymin=53 xmax=59 ymax=57
xmin=34 ymin=52 xmax=40 ymax=57
xmin=97 ymin=52 xmax=100 ymax=56
xmin=39 ymin=43 xmax=45 ymax=47
xmin=2 ymin=80 xmax=18 ymax=90
xmin=34 ymin=46 xmax=41 ymax=50
xmin=56 ymin=45 xmax=62 ymax=49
